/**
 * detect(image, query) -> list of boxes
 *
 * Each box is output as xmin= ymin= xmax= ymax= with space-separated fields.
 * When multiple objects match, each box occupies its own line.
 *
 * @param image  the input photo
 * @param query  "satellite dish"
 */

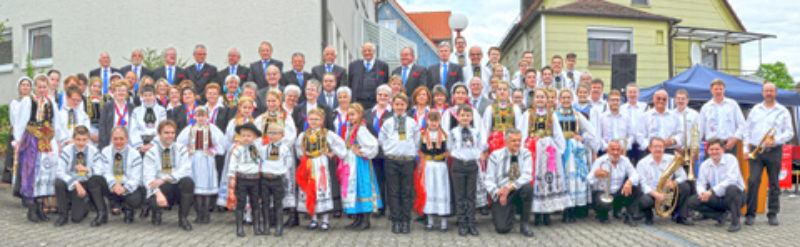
xmin=690 ymin=43 xmax=702 ymax=65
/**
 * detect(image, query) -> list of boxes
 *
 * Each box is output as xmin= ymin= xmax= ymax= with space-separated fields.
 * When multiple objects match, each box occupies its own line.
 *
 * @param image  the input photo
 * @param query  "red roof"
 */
xmin=406 ymin=11 xmax=452 ymax=42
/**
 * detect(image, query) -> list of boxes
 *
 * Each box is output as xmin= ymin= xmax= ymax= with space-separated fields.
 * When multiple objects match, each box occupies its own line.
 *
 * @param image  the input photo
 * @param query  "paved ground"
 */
xmin=0 ymin=183 xmax=796 ymax=247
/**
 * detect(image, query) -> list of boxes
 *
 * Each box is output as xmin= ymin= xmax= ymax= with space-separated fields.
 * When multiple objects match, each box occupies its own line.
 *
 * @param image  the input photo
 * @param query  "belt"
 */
xmin=425 ymin=154 xmax=445 ymax=161
xmin=236 ymin=173 xmax=260 ymax=180
xmin=387 ymin=155 xmax=414 ymax=161
xmin=261 ymin=173 xmax=281 ymax=179
xmin=453 ymin=158 xmax=476 ymax=164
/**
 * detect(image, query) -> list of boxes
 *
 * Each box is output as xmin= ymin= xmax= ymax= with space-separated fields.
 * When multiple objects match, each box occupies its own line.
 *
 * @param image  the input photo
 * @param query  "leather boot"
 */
xmin=179 ymin=207 xmax=192 ymax=231
xmin=90 ymin=195 xmax=108 ymax=227
xmin=54 ymin=211 xmax=68 ymax=227
xmin=236 ymin=209 xmax=246 ymax=237
xmin=27 ymin=205 xmax=40 ymax=223
xmin=139 ymin=204 xmax=150 ymax=218
xmin=261 ymin=206 xmax=270 ymax=235
xmin=346 ymin=214 xmax=362 ymax=229
xmin=152 ymin=207 xmax=162 ymax=225
xmin=284 ymin=209 xmax=299 ymax=227
xmin=252 ymin=206 xmax=262 ymax=235
xmin=36 ymin=199 xmax=49 ymax=222
xmin=123 ymin=207 xmax=135 ymax=223
xmin=354 ymin=213 xmax=371 ymax=231
xmin=273 ymin=207 xmax=284 ymax=237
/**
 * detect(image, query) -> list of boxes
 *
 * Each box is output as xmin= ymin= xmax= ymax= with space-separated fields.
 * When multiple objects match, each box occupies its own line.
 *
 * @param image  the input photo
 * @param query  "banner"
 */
xmin=779 ymin=145 xmax=793 ymax=189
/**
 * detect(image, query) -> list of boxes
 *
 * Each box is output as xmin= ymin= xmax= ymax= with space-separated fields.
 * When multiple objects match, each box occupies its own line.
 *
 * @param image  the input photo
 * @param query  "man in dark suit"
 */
xmin=89 ymin=52 xmax=120 ymax=95
xmin=217 ymin=48 xmax=249 ymax=86
xmin=247 ymin=41 xmax=284 ymax=89
xmin=469 ymin=77 xmax=492 ymax=115
xmin=428 ymin=41 xmax=464 ymax=93
xmin=256 ymin=65 xmax=283 ymax=113
xmin=291 ymin=79 xmax=334 ymax=133
xmin=119 ymin=49 xmax=153 ymax=92
xmin=98 ymin=81 xmax=135 ymax=149
xmin=279 ymin=53 xmax=312 ymax=103
xmin=347 ymin=43 xmax=388 ymax=110
xmin=152 ymin=47 xmax=187 ymax=86
xmin=319 ymin=73 xmax=339 ymax=109
xmin=185 ymin=44 xmax=218 ymax=103
xmin=311 ymin=46 xmax=347 ymax=88
xmin=391 ymin=47 xmax=428 ymax=95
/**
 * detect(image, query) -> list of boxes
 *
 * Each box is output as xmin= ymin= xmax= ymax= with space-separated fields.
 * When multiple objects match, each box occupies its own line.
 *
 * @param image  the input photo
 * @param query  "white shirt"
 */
xmin=484 ymin=147 xmax=534 ymax=198
xmin=620 ymin=102 xmax=648 ymax=144
xmin=260 ymin=141 xmax=293 ymax=175
xmin=447 ymin=125 xmax=487 ymax=161
xmin=57 ymin=105 xmax=91 ymax=145
xmin=697 ymin=97 xmax=745 ymax=141
xmin=228 ymin=143 xmax=263 ymax=176
xmin=587 ymin=154 xmax=639 ymax=192
xmin=143 ymin=141 xmax=192 ymax=197
xmin=594 ymin=111 xmax=633 ymax=151
xmin=696 ymin=153 xmax=745 ymax=196
xmin=672 ymin=107 xmax=699 ymax=149
xmin=636 ymin=154 xmax=687 ymax=195
xmin=741 ymin=102 xmax=794 ymax=153
xmin=305 ymin=102 xmax=319 ymax=113
xmin=363 ymin=58 xmax=376 ymax=70
xmin=205 ymin=102 xmax=225 ymax=125
xmin=641 ymin=109 xmax=681 ymax=149
xmin=379 ymin=114 xmax=420 ymax=157
xmin=129 ymin=102 xmax=167 ymax=147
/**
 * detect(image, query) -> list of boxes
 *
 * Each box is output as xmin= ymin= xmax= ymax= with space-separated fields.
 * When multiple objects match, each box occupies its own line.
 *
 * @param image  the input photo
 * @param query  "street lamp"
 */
xmin=448 ymin=12 xmax=469 ymax=37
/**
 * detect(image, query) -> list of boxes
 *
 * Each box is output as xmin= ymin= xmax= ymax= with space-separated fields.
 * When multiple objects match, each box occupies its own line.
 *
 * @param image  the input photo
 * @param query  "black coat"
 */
xmin=347 ymin=59 xmax=389 ymax=106
xmin=247 ymin=59 xmax=284 ymax=89
xmin=98 ymin=100 xmax=135 ymax=149
xmin=291 ymin=101 xmax=334 ymax=136
xmin=184 ymin=63 xmax=218 ymax=100
xmin=391 ymin=64 xmax=429 ymax=96
xmin=311 ymin=64 xmax=348 ymax=88
xmin=428 ymin=62 xmax=464 ymax=92
xmin=119 ymin=65 xmax=153 ymax=83
xmin=279 ymin=70 xmax=313 ymax=102
xmin=217 ymin=65 xmax=250 ymax=87
xmin=152 ymin=66 xmax=187 ymax=86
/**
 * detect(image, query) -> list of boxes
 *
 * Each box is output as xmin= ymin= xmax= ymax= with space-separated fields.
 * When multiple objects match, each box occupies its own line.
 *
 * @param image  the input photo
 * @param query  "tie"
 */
xmin=472 ymin=98 xmax=478 ymax=107
xmin=462 ymin=128 xmax=474 ymax=146
xmin=68 ymin=108 xmax=76 ymax=130
xmin=113 ymin=153 xmax=124 ymax=181
xmin=76 ymin=151 xmax=86 ymax=176
xmin=249 ymin=145 xmax=261 ymax=161
xmin=231 ymin=66 xmax=236 ymax=75
xmin=102 ymin=68 xmax=109 ymax=94
xmin=441 ymin=63 xmax=448 ymax=86
xmin=402 ymin=66 xmax=409 ymax=86
xmin=397 ymin=116 xmax=406 ymax=140
xmin=162 ymin=148 xmax=172 ymax=174
xmin=197 ymin=64 xmax=203 ymax=72
xmin=365 ymin=61 xmax=372 ymax=72
xmin=269 ymin=144 xmax=280 ymax=160
xmin=458 ymin=55 xmax=465 ymax=66
xmin=296 ymin=72 xmax=304 ymax=87
xmin=326 ymin=65 xmax=332 ymax=73
xmin=133 ymin=66 xmax=139 ymax=79
xmin=509 ymin=155 xmax=520 ymax=182
xmin=167 ymin=67 xmax=174 ymax=85
xmin=263 ymin=61 xmax=269 ymax=74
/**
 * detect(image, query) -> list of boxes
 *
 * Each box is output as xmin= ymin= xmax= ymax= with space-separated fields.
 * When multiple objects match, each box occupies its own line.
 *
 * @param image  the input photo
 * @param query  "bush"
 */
xmin=0 ymin=104 xmax=9 ymax=154
xmin=124 ymin=48 xmax=190 ymax=70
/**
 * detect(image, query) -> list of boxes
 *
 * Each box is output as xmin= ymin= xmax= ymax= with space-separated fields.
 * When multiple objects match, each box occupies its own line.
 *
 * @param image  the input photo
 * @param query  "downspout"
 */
xmin=321 ymin=0 xmax=329 ymax=51
xmin=668 ymin=21 xmax=674 ymax=78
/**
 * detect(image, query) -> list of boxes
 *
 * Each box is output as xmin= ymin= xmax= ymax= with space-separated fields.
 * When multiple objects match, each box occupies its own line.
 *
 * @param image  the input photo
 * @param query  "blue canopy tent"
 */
xmin=639 ymin=64 xmax=800 ymax=106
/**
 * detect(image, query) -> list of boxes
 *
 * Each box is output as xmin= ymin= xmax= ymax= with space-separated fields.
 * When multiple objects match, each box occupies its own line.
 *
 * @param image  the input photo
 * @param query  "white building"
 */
xmin=0 ymin=0 xmax=401 ymax=103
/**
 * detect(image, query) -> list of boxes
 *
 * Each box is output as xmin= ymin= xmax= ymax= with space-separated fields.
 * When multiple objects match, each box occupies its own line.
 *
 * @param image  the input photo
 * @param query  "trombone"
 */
xmin=748 ymin=123 xmax=777 ymax=160
xmin=682 ymin=112 xmax=700 ymax=181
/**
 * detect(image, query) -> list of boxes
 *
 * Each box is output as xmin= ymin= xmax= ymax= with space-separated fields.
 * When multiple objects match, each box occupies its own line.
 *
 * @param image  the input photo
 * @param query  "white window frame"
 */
xmin=378 ymin=19 xmax=398 ymax=33
xmin=25 ymin=21 xmax=53 ymax=68
xmin=587 ymin=26 xmax=633 ymax=67
xmin=631 ymin=0 xmax=650 ymax=7
xmin=0 ymin=28 xmax=12 ymax=72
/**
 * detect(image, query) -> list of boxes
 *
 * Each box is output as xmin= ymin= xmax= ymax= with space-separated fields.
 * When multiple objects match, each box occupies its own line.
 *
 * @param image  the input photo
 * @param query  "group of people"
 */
xmin=6 ymin=36 xmax=793 ymax=238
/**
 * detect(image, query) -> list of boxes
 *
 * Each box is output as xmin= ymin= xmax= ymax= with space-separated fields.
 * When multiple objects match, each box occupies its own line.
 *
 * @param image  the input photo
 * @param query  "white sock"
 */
xmin=322 ymin=214 xmax=329 ymax=224
xmin=440 ymin=218 xmax=447 ymax=228
xmin=427 ymin=215 xmax=435 ymax=226
xmin=311 ymin=214 xmax=318 ymax=222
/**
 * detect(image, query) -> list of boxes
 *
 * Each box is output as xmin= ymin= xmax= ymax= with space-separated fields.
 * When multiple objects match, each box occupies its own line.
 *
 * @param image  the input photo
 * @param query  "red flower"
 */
xmin=449 ymin=72 xmax=457 ymax=76
xmin=412 ymin=73 xmax=420 ymax=77
xmin=379 ymin=71 xmax=385 ymax=75
xmin=239 ymin=75 xmax=246 ymax=78
xmin=336 ymin=74 xmax=341 ymax=78
xmin=203 ymin=72 xmax=210 ymax=76
xmin=178 ymin=74 xmax=184 ymax=78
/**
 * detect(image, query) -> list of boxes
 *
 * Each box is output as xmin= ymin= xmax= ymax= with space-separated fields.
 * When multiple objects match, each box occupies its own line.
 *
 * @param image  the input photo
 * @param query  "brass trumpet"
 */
xmin=748 ymin=124 xmax=777 ymax=160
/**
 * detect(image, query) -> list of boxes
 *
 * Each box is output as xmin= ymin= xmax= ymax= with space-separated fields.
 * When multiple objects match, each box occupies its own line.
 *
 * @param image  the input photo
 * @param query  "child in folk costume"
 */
xmin=227 ymin=123 xmax=264 ymax=237
xmin=259 ymin=124 xmax=294 ymax=236
xmin=12 ymin=74 xmax=60 ymax=223
xmin=409 ymin=87 xmax=431 ymax=130
xmin=480 ymin=80 xmax=521 ymax=214
xmin=414 ymin=110 xmax=451 ymax=231
xmin=520 ymin=88 xmax=567 ymax=226
xmin=130 ymin=85 xmax=168 ymax=154
xmin=218 ymin=96 xmax=256 ymax=208
xmin=337 ymin=103 xmax=382 ymax=231
xmin=176 ymin=106 xmax=227 ymax=224
xmin=295 ymin=108 xmax=347 ymax=231
xmin=557 ymin=89 xmax=598 ymax=222
xmin=56 ymin=87 xmax=91 ymax=147
xmin=447 ymin=104 xmax=487 ymax=236
xmin=54 ymin=126 xmax=108 ymax=227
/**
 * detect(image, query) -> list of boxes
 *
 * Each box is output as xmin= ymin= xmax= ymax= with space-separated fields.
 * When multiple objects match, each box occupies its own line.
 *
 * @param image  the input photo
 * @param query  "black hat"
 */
xmin=235 ymin=123 xmax=262 ymax=137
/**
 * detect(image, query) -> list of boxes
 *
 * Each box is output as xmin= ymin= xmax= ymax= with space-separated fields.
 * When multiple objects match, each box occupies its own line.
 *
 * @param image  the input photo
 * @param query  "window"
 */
xmin=379 ymin=20 xmax=397 ymax=33
xmin=0 ymin=29 xmax=11 ymax=71
xmin=587 ymin=26 xmax=632 ymax=66
xmin=632 ymin=0 xmax=649 ymax=6
xmin=702 ymin=46 xmax=721 ymax=70
xmin=27 ymin=22 xmax=52 ymax=66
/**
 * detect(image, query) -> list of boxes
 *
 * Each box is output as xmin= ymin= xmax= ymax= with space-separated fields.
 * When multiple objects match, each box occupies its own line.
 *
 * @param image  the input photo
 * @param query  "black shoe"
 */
xmin=624 ymin=214 xmax=638 ymax=227
xmin=179 ymin=216 xmax=192 ymax=231
xmin=391 ymin=222 xmax=400 ymax=234
xmin=152 ymin=210 xmax=162 ymax=225
xmin=253 ymin=212 xmax=263 ymax=235
xmin=415 ymin=215 xmax=427 ymax=223
xmin=236 ymin=210 xmax=245 ymax=237
xmin=458 ymin=225 xmax=467 ymax=236
xmin=768 ymin=214 xmax=779 ymax=226
xmin=123 ymin=209 xmax=134 ymax=223
xmin=677 ymin=217 xmax=694 ymax=226
xmin=714 ymin=215 xmax=726 ymax=227
xmin=562 ymin=210 xmax=569 ymax=223
xmin=346 ymin=214 xmax=362 ymax=229
xmin=479 ymin=208 xmax=489 ymax=216
xmin=468 ymin=225 xmax=479 ymax=236
xmin=308 ymin=220 xmax=318 ymax=230
xmin=644 ymin=212 xmax=654 ymax=225
xmin=613 ymin=210 xmax=622 ymax=219
xmin=27 ymin=206 xmax=40 ymax=223
xmin=36 ymin=202 xmax=49 ymax=222
xmin=140 ymin=206 xmax=150 ymax=219
xmin=542 ymin=214 xmax=551 ymax=226
xmin=744 ymin=216 xmax=754 ymax=226
xmin=273 ymin=208 xmax=283 ymax=237
xmin=520 ymin=223 xmax=534 ymax=237
xmin=91 ymin=209 xmax=107 ymax=227
xmin=727 ymin=222 xmax=741 ymax=232
xmin=284 ymin=211 xmax=299 ymax=228
xmin=354 ymin=214 xmax=371 ymax=231
xmin=534 ymin=214 xmax=542 ymax=226
xmin=401 ymin=222 xmax=410 ymax=233
xmin=54 ymin=214 xmax=68 ymax=227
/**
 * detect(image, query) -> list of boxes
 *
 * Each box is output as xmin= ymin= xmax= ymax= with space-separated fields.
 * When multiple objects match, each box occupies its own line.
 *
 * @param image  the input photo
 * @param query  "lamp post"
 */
xmin=448 ymin=13 xmax=469 ymax=37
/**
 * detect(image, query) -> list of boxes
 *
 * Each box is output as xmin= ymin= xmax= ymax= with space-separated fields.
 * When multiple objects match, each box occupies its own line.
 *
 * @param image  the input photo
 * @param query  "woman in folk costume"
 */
xmin=557 ymin=89 xmax=599 ymax=222
xmin=413 ymin=110 xmax=451 ymax=231
xmin=253 ymin=89 xmax=298 ymax=212
xmin=337 ymin=103 xmax=381 ymax=231
xmin=408 ymin=87 xmax=432 ymax=130
xmin=5 ymin=76 xmax=32 ymax=184
xmin=12 ymin=74 xmax=60 ymax=222
xmin=520 ymin=88 xmax=567 ymax=225
xmin=85 ymin=77 xmax=105 ymax=145
xmin=223 ymin=75 xmax=242 ymax=108
xmin=217 ymin=96 xmax=256 ymax=208
xmin=330 ymin=86 xmax=354 ymax=217
xmin=295 ymin=108 xmax=347 ymax=231
xmin=176 ymin=106 xmax=227 ymax=223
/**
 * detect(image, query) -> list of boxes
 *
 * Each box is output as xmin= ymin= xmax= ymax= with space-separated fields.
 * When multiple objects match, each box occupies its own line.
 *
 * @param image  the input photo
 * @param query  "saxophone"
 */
xmin=654 ymin=153 xmax=686 ymax=217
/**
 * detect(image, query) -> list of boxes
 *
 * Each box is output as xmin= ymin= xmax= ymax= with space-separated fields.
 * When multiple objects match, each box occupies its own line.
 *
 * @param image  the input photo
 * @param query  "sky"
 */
xmin=396 ymin=0 xmax=800 ymax=81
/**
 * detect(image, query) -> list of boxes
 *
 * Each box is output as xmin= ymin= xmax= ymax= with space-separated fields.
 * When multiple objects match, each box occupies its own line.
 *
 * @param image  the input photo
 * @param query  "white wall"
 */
xmin=0 ymin=0 xmax=372 ymax=104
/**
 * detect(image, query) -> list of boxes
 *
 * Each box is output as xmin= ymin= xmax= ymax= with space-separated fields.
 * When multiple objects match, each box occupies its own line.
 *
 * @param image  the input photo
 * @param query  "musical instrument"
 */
xmin=683 ymin=112 xmax=700 ymax=181
xmin=598 ymin=160 xmax=614 ymax=205
xmin=654 ymin=152 xmax=686 ymax=217
xmin=748 ymin=124 xmax=777 ymax=159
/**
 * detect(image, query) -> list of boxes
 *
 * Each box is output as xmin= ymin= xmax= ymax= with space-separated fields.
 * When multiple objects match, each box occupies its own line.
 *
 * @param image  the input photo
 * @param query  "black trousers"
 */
xmin=260 ymin=176 xmax=285 ymax=210
xmin=108 ymin=186 xmax=144 ymax=210
xmin=55 ymin=176 xmax=105 ymax=222
xmin=687 ymin=185 xmax=743 ymax=221
xmin=452 ymin=159 xmax=478 ymax=225
xmin=373 ymin=158 xmax=387 ymax=211
xmin=592 ymin=185 xmax=640 ymax=220
xmin=491 ymin=184 xmax=533 ymax=233
xmin=328 ymin=157 xmax=342 ymax=212
xmin=385 ymin=158 xmax=415 ymax=222
xmin=235 ymin=176 xmax=260 ymax=211
xmin=637 ymin=182 xmax=691 ymax=219
xmin=150 ymin=177 xmax=194 ymax=214
xmin=1 ymin=133 xmax=13 ymax=183
xmin=746 ymin=145 xmax=781 ymax=216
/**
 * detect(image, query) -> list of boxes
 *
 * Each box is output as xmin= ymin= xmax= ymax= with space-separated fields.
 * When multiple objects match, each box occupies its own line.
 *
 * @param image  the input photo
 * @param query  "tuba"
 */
xmin=655 ymin=153 xmax=686 ymax=217
xmin=748 ymin=123 xmax=777 ymax=160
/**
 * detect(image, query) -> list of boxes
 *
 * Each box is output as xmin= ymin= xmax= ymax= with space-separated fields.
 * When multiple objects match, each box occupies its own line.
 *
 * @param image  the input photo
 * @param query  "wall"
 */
xmin=377 ymin=3 xmax=439 ymax=68
xmin=673 ymin=40 xmax=741 ymax=76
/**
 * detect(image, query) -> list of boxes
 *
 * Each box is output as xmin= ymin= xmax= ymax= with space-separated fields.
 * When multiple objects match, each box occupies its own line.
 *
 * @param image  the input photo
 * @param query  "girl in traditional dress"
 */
xmin=481 ymin=80 xmax=521 ymax=155
xmin=409 ymin=87 xmax=431 ymax=130
xmin=414 ymin=111 xmax=450 ymax=231
xmin=442 ymin=83 xmax=481 ymax=131
xmin=557 ymin=89 xmax=598 ymax=222
xmin=520 ymin=88 xmax=567 ymax=225
xmin=6 ymin=77 xmax=31 ymax=184
xmin=177 ymin=106 xmax=227 ymax=224
xmin=12 ymin=74 xmax=59 ymax=222
xmin=218 ymin=96 xmax=256 ymax=208
xmin=253 ymin=89 xmax=297 ymax=214
xmin=85 ymin=77 xmax=104 ymax=145
xmin=338 ymin=103 xmax=381 ymax=231
xmin=295 ymin=108 xmax=347 ymax=231
xmin=431 ymin=85 xmax=448 ymax=116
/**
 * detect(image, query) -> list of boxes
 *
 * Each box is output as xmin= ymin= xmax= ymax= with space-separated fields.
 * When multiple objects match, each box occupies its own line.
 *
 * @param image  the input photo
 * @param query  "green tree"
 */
xmin=122 ymin=47 xmax=189 ymax=70
xmin=756 ymin=62 xmax=796 ymax=90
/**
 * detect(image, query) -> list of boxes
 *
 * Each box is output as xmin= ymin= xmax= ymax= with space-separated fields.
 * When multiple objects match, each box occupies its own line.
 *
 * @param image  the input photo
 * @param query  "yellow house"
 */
xmin=499 ymin=0 xmax=774 ymax=89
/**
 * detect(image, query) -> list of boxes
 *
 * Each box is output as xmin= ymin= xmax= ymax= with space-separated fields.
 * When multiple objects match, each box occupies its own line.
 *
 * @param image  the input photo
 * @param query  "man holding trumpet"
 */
xmin=741 ymin=82 xmax=794 ymax=226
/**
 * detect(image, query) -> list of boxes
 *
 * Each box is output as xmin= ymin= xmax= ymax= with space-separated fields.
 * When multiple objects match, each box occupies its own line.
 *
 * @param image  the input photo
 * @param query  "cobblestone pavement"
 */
xmin=0 ymin=184 xmax=796 ymax=247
